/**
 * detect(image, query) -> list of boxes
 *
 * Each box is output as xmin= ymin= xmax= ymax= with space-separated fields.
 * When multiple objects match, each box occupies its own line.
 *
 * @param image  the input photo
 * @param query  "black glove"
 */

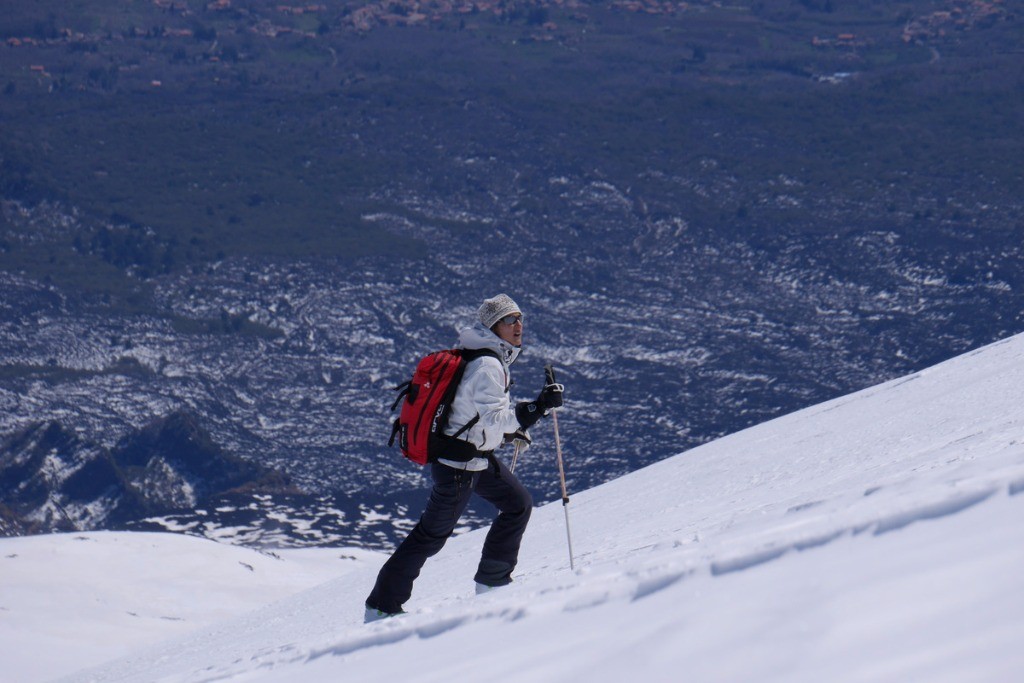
xmin=537 ymin=381 xmax=564 ymax=411
xmin=515 ymin=382 xmax=565 ymax=430
xmin=515 ymin=400 xmax=545 ymax=430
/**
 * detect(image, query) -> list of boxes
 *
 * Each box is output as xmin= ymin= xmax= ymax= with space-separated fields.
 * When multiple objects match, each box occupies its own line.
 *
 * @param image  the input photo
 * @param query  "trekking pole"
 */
xmin=510 ymin=439 xmax=522 ymax=474
xmin=545 ymin=364 xmax=575 ymax=571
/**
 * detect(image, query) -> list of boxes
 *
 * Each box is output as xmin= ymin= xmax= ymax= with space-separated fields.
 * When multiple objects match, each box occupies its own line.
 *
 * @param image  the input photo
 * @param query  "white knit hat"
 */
xmin=478 ymin=294 xmax=522 ymax=329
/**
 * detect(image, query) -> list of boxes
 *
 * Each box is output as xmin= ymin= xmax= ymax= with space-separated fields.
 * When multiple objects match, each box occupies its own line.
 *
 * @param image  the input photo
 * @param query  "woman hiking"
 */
xmin=365 ymin=294 xmax=564 ymax=621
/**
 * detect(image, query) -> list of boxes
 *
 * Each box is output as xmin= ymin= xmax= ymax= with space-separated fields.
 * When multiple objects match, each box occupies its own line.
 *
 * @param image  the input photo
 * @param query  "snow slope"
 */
xmin=0 ymin=532 xmax=379 ymax=681
xmin=8 ymin=332 xmax=1024 ymax=683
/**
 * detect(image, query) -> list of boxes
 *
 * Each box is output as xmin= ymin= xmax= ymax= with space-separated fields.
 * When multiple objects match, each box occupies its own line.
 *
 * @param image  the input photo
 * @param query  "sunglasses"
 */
xmin=498 ymin=314 xmax=523 ymax=326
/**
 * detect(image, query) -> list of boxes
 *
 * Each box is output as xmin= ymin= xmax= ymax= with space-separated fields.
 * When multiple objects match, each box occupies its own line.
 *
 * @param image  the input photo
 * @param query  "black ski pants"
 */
xmin=366 ymin=457 xmax=533 ymax=614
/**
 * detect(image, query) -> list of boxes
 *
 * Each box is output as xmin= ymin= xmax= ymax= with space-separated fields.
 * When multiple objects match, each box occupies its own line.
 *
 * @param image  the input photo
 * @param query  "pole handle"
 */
xmin=510 ymin=439 xmax=522 ymax=474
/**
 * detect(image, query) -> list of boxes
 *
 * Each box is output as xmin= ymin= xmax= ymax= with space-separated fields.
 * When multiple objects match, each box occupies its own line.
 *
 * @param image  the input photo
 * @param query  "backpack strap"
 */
xmin=450 ymin=413 xmax=480 ymax=440
xmin=390 ymin=380 xmax=412 ymax=412
xmin=460 ymin=348 xmax=502 ymax=363
xmin=388 ymin=418 xmax=401 ymax=447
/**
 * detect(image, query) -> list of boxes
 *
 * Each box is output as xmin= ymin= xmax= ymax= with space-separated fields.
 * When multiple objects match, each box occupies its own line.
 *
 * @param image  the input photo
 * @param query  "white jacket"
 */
xmin=441 ymin=323 xmax=523 ymax=469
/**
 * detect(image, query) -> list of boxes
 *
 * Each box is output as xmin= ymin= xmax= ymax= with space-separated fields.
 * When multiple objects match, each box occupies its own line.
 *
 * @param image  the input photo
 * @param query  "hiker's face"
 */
xmin=494 ymin=314 xmax=523 ymax=347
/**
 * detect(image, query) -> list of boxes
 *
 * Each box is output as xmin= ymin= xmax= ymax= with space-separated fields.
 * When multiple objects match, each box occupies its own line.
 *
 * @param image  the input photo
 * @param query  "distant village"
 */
xmin=899 ymin=0 xmax=1006 ymax=43
xmin=2 ymin=0 xmax=704 ymax=54
xmin=3 ymin=0 xmax=1008 ymax=42
xmin=3 ymin=0 xmax=1010 ymax=67
xmin=2 ymin=0 xmax=714 ymax=81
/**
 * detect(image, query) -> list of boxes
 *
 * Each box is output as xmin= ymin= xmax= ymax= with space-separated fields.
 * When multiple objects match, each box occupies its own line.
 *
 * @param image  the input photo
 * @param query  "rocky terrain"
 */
xmin=3 ymin=168 xmax=1020 ymax=547
xmin=1 ymin=0 xmax=1021 ymax=548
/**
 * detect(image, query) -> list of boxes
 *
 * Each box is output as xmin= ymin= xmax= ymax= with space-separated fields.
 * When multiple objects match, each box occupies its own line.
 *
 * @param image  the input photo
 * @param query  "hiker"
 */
xmin=365 ymin=294 xmax=564 ymax=621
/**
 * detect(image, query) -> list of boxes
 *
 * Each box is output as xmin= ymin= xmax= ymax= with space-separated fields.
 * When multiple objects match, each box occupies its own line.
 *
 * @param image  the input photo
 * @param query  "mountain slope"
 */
xmin=0 ymin=411 xmax=295 ymax=534
xmin=11 ymin=331 xmax=1024 ymax=682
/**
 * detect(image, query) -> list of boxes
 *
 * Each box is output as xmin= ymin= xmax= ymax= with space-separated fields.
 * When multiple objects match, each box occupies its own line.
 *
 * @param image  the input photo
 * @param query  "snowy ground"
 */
xmin=4 ymin=333 xmax=1024 ymax=683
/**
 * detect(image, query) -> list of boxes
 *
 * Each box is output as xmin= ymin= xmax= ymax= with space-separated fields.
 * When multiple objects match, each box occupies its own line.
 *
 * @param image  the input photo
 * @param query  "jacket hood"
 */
xmin=457 ymin=322 xmax=522 ymax=367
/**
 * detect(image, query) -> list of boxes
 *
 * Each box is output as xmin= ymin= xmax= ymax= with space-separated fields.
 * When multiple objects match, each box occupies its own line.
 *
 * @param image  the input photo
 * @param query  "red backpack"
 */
xmin=388 ymin=348 xmax=499 ymax=464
